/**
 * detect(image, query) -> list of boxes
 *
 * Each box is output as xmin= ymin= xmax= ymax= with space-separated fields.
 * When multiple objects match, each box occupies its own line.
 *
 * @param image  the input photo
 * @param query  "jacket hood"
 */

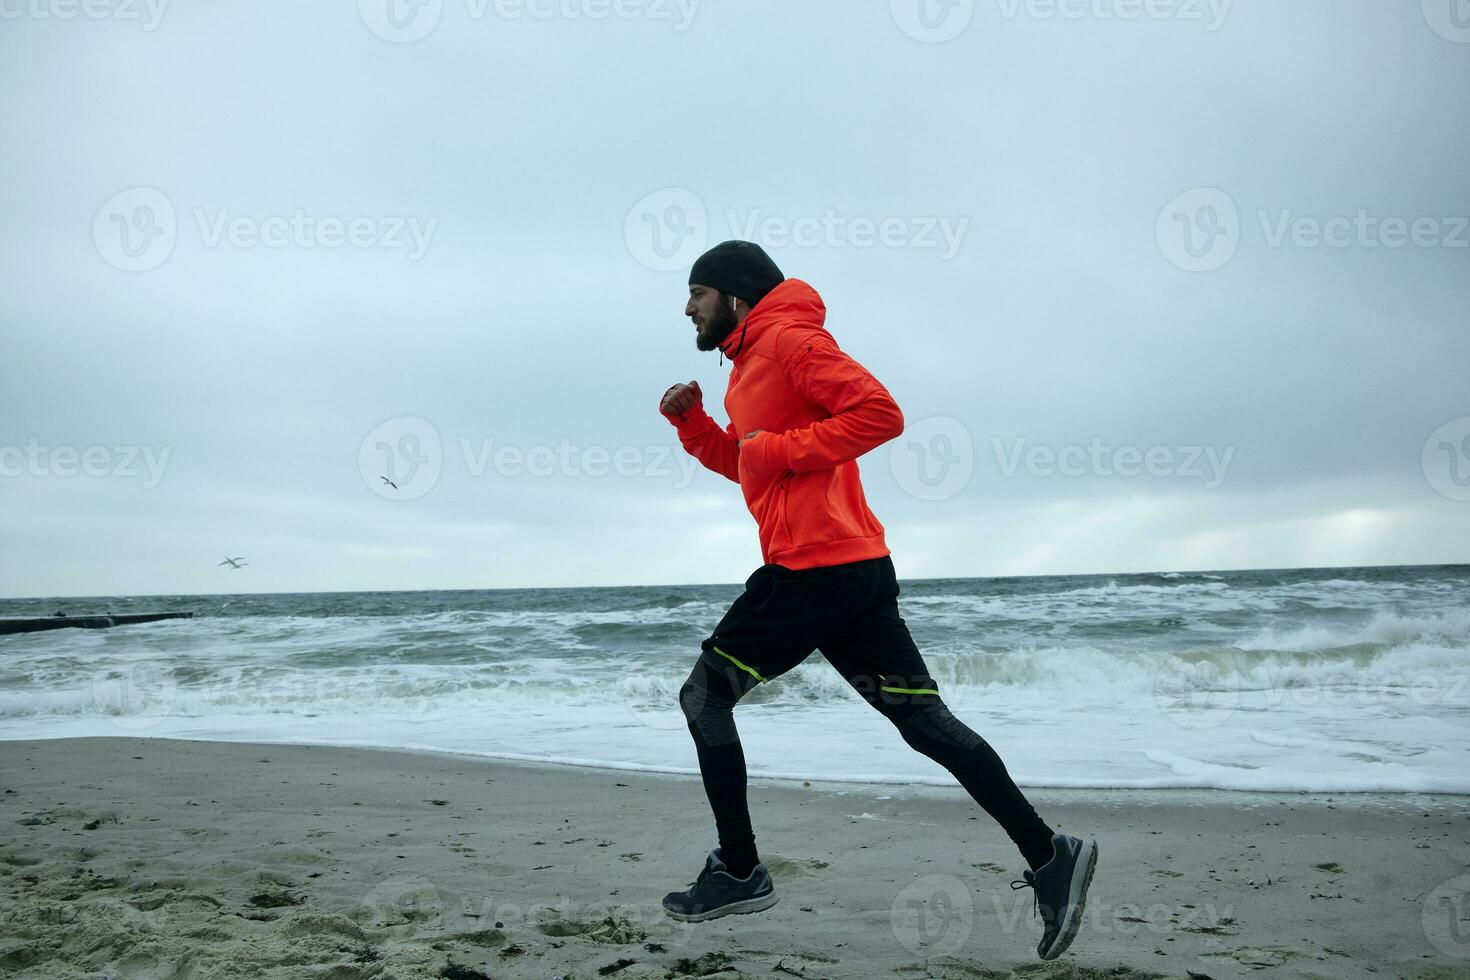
xmin=718 ymin=278 xmax=826 ymax=362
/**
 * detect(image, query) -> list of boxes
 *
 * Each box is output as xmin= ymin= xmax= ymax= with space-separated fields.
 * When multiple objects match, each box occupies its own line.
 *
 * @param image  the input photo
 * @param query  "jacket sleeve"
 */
xmin=744 ymin=329 xmax=905 ymax=477
xmin=665 ymin=406 xmax=741 ymax=483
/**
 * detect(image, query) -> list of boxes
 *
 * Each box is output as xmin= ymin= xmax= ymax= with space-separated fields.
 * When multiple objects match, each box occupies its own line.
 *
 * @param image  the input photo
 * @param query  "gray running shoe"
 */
xmin=1010 ymin=833 xmax=1098 ymax=960
xmin=662 ymin=848 xmax=778 ymax=922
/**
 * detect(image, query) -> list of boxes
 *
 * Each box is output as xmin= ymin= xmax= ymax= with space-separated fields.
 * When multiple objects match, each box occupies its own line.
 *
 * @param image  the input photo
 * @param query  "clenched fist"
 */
xmin=659 ymin=379 xmax=703 ymax=419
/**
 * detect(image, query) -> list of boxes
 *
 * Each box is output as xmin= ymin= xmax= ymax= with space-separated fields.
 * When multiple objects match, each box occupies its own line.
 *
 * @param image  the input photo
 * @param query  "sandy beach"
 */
xmin=2 ymin=737 xmax=1467 ymax=980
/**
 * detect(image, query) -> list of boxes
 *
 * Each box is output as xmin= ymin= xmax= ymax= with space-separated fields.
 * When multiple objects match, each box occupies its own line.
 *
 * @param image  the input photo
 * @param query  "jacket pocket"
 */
xmin=767 ymin=475 xmax=794 ymax=556
xmin=780 ymin=466 xmax=881 ymax=553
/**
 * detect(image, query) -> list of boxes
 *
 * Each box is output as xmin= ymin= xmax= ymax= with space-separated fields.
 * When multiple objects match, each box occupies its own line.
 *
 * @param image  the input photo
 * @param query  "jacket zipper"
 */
xmin=777 ymin=478 xmax=792 ymax=548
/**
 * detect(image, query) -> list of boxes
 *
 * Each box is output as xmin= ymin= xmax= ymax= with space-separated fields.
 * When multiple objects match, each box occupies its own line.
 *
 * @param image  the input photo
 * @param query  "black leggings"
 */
xmin=679 ymin=557 xmax=1057 ymax=874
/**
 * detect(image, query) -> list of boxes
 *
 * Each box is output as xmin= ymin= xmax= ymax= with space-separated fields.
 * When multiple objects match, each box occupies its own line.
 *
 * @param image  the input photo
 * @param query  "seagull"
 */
xmin=218 ymin=557 xmax=248 ymax=569
xmin=380 ymin=476 xmax=399 ymax=489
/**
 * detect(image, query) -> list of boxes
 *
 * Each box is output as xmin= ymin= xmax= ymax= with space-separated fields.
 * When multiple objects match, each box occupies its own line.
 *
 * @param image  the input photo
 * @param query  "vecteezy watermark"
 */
xmin=1422 ymin=417 xmax=1470 ymax=501
xmin=91 ymin=662 xmax=178 ymax=731
xmin=0 ymin=439 xmax=172 ymax=488
xmin=93 ymin=187 xmax=177 ymax=272
xmin=1154 ymin=659 xmax=1468 ymax=731
xmin=624 ymin=187 xmax=708 ymax=273
xmin=887 ymin=421 xmax=1234 ymax=500
xmin=193 ymin=209 xmax=436 ymax=260
xmin=360 ymin=416 xmax=444 ymax=501
xmin=890 ymin=0 xmax=1229 ymax=42
xmin=358 ymin=416 xmax=704 ymax=500
xmin=890 ymin=0 xmax=975 ymax=43
xmin=161 ymin=670 xmax=444 ymax=726
xmin=1424 ymin=872 xmax=1470 ymax=959
xmin=993 ymin=437 xmax=1235 ymax=489
xmin=1152 ymin=661 xmax=1241 ymax=730
xmin=1156 ymin=187 xmax=1240 ymax=272
xmin=725 ymin=209 xmax=968 ymax=260
xmin=358 ymin=874 xmax=451 ymax=927
xmin=891 ymin=874 xmax=975 ymax=954
xmin=993 ymin=889 xmax=1237 ymax=943
xmin=358 ymin=0 xmax=442 ymax=42
xmin=459 ymin=437 xmax=702 ymax=486
xmin=1422 ymin=0 xmax=1470 ymax=43
xmin=91 ymin=666 xmax=456 ymax=738
xmin=1158 ymin=187 xmax=1469 ymax=272
xmin=889 ymin=415 xmax=976 ymax=502
xmin=624 ymin=188 xmax=970 ymax=271
xmin=0 ymin=0 xmax=168 ymax=30
xmin=92 ymin=187 xmax=438 ymax=271
xmin=994 ymin=891 xmax=1239 ymax=945
xmin=355 ymin=877 xmax=699 ymax=949
xmin=1257 ymin=209 xmax=1469 ymax=252
xmin=994 ymin=0 xmax=1231 ymax=30
xmin=889 ymin=873 xmax=1239 ymax=953
xmin=358 ymin=0 xmax=700 ymax=43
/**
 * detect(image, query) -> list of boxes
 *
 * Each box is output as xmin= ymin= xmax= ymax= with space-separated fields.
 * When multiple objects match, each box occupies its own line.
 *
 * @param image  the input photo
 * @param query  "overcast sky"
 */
xmin=2 ymin=0 xmax=1467 ymax=598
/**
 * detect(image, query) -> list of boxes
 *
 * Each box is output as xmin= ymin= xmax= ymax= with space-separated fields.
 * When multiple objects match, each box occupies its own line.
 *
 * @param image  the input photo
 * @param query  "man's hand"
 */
xmin=660 ymin=380 xmax=702 ymax=419
xmin=738 ymin=428 xmax=791 ymax=483
xmin=739 ymin=429 xmax=765 ymax=446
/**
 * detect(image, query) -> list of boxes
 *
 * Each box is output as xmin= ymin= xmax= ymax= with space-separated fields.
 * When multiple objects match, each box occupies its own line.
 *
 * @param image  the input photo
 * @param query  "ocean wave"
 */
xmin=7 ymin=627 xmax=1465 ymax=727
xmin=5 ymin=566 xmax=1466 ymax=795
xmin=1237 ymin=608 xmax=1470 ymax=655
xmin=1056 ymin=579 xmax=1232 ymax=598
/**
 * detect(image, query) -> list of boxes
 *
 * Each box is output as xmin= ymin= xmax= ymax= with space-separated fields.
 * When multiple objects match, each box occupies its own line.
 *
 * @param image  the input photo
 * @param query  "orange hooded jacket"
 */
xmin=661 ymin=278 xmax=905 ymax=570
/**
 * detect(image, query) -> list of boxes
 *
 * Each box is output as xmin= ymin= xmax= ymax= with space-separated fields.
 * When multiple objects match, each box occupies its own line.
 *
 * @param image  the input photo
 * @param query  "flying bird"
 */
xmin=218 ymin=557 xmax=248 ymax=569
xmin=381 ymin=476 xmax=399 ymax=489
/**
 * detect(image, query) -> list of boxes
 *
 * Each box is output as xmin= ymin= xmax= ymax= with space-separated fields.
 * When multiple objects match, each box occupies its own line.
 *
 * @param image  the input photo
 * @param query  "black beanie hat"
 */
xmin=688 ymin=240 xmax=785 ymax=307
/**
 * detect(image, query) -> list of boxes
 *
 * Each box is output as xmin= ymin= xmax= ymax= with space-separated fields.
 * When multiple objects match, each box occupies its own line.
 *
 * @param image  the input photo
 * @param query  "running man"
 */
xmin=656 ymin=240 xmax=1098 ymax=961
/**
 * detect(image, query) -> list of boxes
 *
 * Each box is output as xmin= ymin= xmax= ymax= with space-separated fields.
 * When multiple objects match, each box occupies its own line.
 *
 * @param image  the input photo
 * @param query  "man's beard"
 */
xmin=695 ymin=300 xmax=739 ymax=352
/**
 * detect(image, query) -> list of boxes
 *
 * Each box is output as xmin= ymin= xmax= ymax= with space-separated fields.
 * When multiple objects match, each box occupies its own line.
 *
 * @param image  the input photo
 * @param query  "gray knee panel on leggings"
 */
xmin=897 ymin=701 xmax=986 ymax=753
xmin=680 ymin=675 xmax=741 ymax=747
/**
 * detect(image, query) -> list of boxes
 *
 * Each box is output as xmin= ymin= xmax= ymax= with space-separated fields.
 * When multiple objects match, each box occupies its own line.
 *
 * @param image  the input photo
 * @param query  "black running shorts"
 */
xmin=699 ymin=554 xmax=942 ymax=712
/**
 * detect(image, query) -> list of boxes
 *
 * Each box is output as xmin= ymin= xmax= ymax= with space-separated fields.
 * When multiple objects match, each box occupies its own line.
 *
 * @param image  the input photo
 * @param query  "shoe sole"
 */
xmin=662 ymin=890 xmax=779 ymax=923
xmin=1039 ymin=839 xmax=1098 ymax=961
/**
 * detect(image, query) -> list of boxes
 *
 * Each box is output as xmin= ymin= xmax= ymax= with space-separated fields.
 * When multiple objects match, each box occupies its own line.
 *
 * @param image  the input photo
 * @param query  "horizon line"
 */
xmin=2 ymin=560 xmax=1464 ymax=604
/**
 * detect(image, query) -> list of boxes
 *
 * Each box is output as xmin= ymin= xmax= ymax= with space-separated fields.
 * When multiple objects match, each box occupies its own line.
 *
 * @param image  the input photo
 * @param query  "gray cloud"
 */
xmin=2 ymin=0 xmax=1467 ymax=597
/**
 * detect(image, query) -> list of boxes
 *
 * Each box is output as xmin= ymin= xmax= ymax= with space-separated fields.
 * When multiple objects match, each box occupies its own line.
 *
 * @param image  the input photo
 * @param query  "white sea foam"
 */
xmin=3 ymin=567 xmax=1466 ymax=793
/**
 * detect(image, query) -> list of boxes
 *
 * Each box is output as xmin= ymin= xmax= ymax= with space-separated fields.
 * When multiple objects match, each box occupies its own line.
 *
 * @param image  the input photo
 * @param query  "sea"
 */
xmin=2 ymin=564 xmax=1467 ymax=795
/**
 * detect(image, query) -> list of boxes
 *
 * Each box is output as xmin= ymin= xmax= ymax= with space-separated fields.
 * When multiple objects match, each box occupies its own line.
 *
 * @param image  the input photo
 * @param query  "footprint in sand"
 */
xmin=180 ymin=827 xmax=229 ymax=841
xmin=278 ymin=908 xmax=368 ymax=942
xmin=124 ymin=890 xmax=223 ymax=914
xmin=1179 ymin=913 xmax=1239 ymax=936
xmin=1212 ymin=945 xmax=1305 ymax=968
xmin=444 ymin=927 xmax=508 ymax=949
xmin=356 ymin=874 xmax=448 ymax=926
xmin=760 ymin=855 xmax=831 ymax=879
xmin=36 ymin=806 xmax=118 ymax=829
xmin=532 ymin=908 xmax=648 ymax=945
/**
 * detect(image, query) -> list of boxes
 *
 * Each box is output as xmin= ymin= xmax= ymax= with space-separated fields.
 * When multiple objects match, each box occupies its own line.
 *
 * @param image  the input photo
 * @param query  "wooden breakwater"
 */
xmin=0 ymin=612 xmax=195 ymax=636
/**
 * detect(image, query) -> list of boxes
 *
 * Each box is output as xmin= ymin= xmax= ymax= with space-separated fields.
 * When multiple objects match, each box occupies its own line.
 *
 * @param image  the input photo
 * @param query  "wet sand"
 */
xmin=2 ymin=737 xmax=1468 ymax=979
